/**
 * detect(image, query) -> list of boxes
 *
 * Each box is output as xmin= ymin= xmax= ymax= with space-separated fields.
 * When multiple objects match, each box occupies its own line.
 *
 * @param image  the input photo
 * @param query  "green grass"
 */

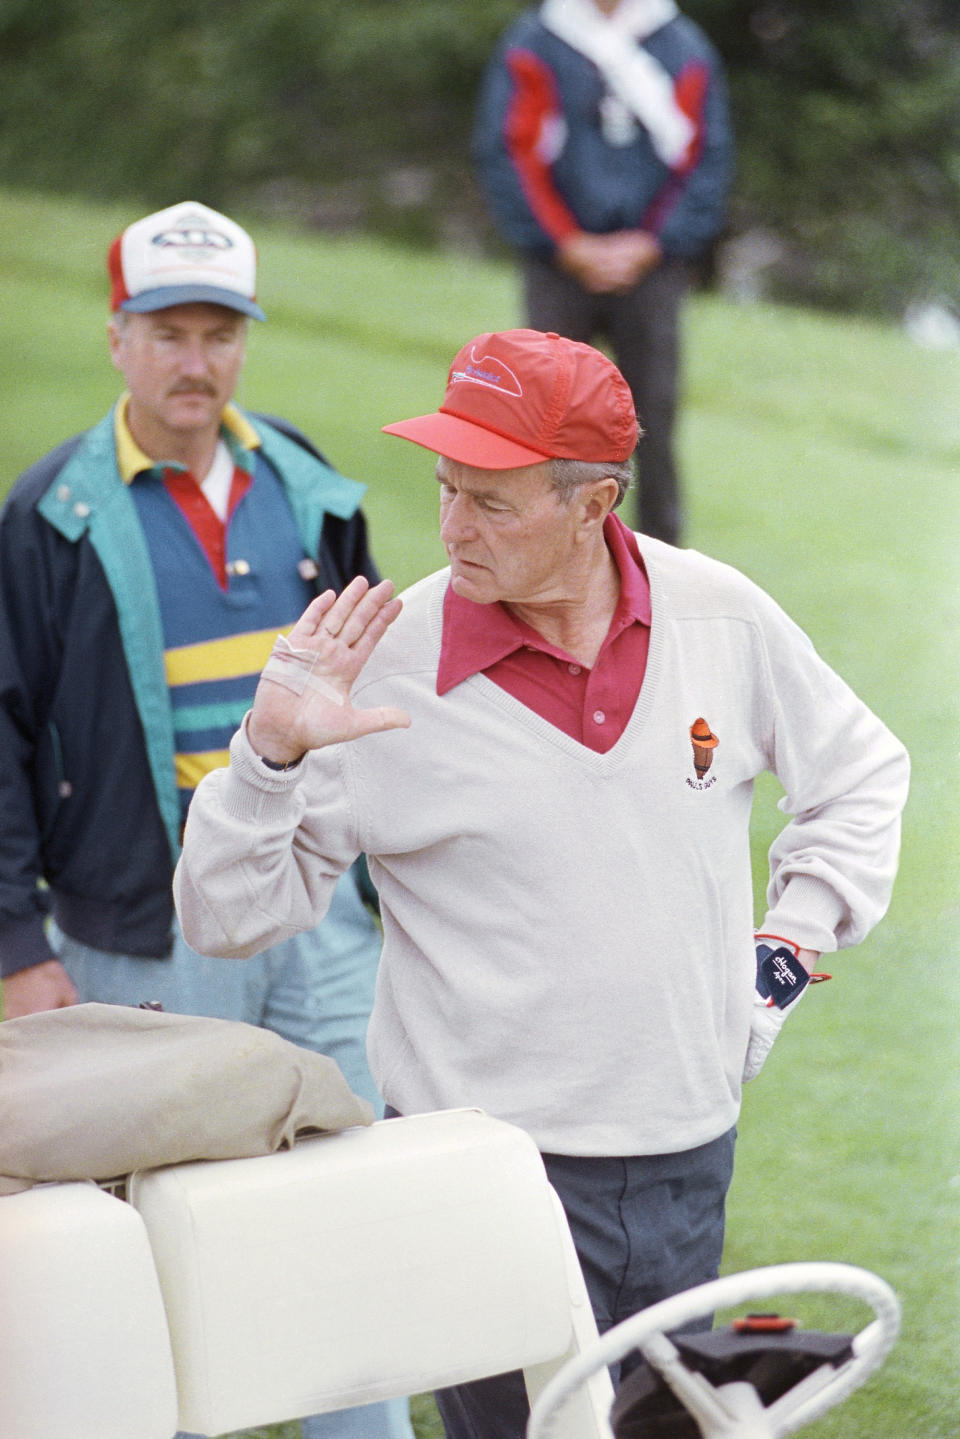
xmin=2 ymin=187 xmax=958 ymax=1437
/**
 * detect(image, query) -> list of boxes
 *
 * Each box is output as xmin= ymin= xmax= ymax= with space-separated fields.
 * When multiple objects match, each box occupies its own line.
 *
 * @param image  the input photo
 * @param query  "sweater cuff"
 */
xmin=216 ymin=715 xmax=310 ymax=828
xmin=761 ymin=875 xmax=847 ymax=956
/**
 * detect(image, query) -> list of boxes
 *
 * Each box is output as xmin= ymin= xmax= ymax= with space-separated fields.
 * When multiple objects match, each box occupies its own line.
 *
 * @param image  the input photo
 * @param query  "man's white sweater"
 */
xmin=175 ymin=537 xmax=908 ymax=1156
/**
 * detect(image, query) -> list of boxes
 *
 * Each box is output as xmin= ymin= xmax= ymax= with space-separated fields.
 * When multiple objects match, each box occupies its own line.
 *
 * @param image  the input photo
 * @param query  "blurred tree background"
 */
xmin=1 ymin=0 xmax=957 ymax=318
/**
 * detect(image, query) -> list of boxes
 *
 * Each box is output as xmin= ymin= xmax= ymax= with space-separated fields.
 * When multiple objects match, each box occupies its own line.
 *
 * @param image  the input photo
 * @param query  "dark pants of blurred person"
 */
xmin=523 ymin=255 xmax=691 ymax=546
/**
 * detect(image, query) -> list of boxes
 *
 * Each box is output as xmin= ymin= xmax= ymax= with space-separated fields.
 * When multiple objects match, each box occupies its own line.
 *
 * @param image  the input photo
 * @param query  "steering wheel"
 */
xmin=526 ymin=1261 xmax=901 ymax=1439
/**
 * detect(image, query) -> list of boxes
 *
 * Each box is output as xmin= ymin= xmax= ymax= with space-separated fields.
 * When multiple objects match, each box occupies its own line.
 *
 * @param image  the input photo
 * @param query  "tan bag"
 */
xmin=0 ymin=1002 xmax=374 ymax=1194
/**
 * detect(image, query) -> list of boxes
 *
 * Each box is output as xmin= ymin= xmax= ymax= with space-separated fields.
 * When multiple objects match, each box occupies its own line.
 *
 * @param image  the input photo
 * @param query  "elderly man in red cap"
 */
xmin=176 ymin=328 xmax=908 ymax=1439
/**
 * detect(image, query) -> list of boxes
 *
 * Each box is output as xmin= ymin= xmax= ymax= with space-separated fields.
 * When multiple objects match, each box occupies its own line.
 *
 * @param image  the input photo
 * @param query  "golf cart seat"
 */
xmin=0 ymin=1180 xmax=178 ymax=1439
xmin=0 ymin=1108 xmax=613 ymax=1438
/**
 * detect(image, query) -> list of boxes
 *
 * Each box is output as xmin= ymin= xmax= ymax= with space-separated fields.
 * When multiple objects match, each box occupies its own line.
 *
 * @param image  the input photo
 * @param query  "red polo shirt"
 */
xmin=162 ymin=466 xmax=251 ymax=588
xmin=437 ymin=512 xmax=651 ymax=753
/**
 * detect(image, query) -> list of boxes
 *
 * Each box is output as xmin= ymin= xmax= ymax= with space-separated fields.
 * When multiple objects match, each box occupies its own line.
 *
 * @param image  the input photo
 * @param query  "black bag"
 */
xmin=611 ymin=1320 xmax=854 ymax=1438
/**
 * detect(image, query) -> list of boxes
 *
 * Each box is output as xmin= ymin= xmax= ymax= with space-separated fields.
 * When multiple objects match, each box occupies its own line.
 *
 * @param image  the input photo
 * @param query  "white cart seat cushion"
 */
xmin=0 ymin=1181 xmax=179 ymax=1439
xmin=0 ymin=1002 xmax=374 ymax=1193
xmin=128 ymin=1109 xmax=588 ymax=1433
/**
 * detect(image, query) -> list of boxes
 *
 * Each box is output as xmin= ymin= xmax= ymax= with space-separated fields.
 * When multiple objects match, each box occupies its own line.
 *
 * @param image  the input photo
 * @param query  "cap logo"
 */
xmin=150 ymin=219 xmax=234 ymax=263
xmin=451 ymin=347 xmax=523 ymax=397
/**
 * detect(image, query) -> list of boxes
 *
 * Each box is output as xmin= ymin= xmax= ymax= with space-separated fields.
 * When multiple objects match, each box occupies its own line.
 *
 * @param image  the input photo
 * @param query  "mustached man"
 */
xmin=0 ymin=200 xmax=414 ymax=1439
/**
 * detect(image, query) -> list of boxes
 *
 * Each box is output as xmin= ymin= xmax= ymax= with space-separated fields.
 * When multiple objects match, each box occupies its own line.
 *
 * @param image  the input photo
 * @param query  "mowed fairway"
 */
xmin=1 ymin=189 xmax=957 ymax=1437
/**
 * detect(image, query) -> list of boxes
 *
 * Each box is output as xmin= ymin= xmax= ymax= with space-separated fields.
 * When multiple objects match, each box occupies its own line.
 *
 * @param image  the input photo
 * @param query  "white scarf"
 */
xmin=540 ymin=0 xmax=694 ymax=164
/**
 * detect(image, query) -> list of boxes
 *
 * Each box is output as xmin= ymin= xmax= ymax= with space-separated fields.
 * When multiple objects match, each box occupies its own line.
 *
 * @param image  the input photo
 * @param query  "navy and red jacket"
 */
xmin=0 ymin=410 xmax=376 ymax=978
xmin=473 ymin=8 xmax=734 ymax=261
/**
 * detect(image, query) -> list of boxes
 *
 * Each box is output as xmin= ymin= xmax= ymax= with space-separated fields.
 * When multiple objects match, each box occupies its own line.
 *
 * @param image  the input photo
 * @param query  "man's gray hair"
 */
xmin=550 ymin=456 xmax=634 ymax=509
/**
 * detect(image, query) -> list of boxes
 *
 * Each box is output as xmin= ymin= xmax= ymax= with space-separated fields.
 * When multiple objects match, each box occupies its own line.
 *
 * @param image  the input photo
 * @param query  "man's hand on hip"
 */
xmin=742 ymin=940 xmax=820 ymax=1083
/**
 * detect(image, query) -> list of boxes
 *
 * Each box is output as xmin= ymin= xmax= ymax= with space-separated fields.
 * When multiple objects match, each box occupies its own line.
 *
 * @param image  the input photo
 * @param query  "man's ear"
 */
xmin=107 ymin=319 xmax=124 ymax=374
xmin=577 ymin=477 xmax=620 ymax=530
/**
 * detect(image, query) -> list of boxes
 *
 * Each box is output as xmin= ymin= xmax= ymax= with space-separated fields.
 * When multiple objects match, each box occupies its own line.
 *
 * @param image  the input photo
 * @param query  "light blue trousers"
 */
xmin=50 ymin=870 xmax=414 ymax=1439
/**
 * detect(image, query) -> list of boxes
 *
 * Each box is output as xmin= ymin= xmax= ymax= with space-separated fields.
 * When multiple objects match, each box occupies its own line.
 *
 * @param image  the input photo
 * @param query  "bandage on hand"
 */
xmin=261 ymin=633 xmax=346 ymax=705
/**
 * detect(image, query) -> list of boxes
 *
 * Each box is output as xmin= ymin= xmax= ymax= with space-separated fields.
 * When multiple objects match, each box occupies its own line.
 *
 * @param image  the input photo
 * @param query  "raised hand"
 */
xmin=247 ymin=576 xmax=411 ymax=764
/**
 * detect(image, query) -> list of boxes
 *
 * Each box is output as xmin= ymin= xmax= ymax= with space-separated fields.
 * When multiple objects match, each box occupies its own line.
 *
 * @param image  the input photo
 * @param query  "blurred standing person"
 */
xmin=474 ymin=0 xmax=733 ymax=544
xmin=0 ymin=200 xmax=414 ymax=1439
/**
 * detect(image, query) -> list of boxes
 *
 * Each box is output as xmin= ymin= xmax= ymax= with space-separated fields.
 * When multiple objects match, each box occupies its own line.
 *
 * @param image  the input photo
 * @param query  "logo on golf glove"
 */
xmin=755 ymin=942 xmax=810 ymax=1010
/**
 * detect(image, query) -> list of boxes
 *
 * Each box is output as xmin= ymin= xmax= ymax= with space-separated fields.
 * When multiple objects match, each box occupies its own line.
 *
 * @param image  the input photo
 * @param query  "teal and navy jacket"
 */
xmin=0 ymin=408 xmax=375 ymax=978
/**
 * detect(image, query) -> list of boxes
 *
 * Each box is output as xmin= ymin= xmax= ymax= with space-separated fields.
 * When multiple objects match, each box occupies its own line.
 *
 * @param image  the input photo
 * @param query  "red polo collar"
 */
xmin=437 ymin=511 xmax=650 ymax=694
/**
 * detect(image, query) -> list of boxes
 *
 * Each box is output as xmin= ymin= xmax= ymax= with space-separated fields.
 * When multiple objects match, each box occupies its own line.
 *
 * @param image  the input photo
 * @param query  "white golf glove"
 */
xmin=742 ymin=993 xmax=796 ymax=1082
xmin=742 ymin=939 xmax=815 ymax=1083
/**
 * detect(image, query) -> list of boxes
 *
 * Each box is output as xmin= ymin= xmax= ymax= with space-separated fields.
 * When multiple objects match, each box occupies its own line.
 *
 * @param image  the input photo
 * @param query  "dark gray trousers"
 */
xmin=433 ymin=1126 xmax=737 ymax=1439
xmin=523 ymin=256 xmax=691 ymax=545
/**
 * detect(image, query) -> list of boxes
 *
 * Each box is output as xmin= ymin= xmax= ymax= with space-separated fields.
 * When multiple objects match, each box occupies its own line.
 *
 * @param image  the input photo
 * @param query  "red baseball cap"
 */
xmin=382 ymin=329 xmax=637 ymax=468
